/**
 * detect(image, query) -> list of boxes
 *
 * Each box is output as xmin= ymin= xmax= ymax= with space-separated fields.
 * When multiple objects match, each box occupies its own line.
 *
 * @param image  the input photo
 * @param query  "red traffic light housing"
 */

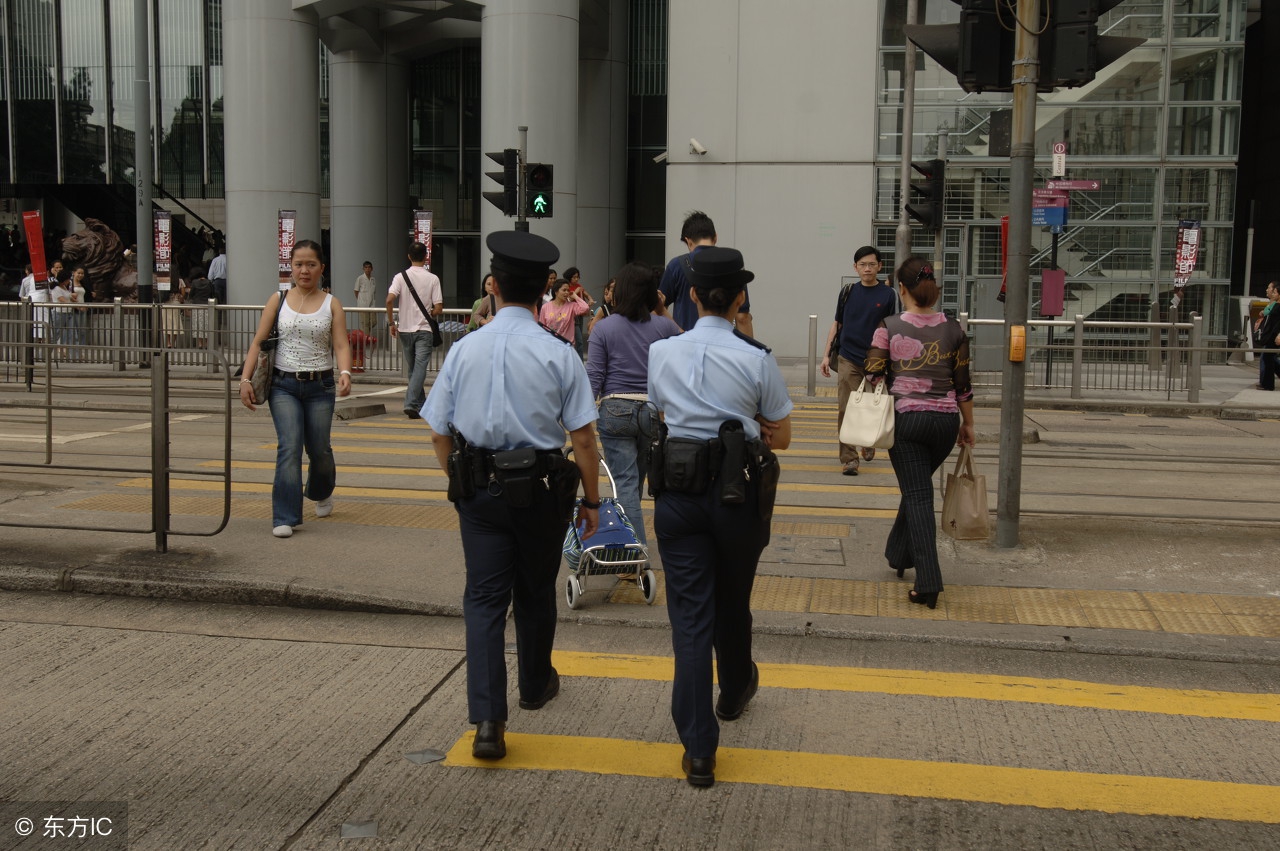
xmin=906 ymin=159 xmax=946 ymax=230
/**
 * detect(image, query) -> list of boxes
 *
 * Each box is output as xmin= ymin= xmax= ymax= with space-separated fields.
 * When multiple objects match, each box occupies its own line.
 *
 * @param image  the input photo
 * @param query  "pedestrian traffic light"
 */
xmin=483 ymin=149 xmax=519 ymax=216
xmin=526 ymin=163 xmax=553 ymax=218
xmin=906 ymin=159 xmax=945 ymax=230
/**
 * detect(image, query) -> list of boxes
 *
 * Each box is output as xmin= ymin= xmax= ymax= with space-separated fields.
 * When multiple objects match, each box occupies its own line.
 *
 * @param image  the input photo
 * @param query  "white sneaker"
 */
xmin=315 ymin=498 xmax=334 ymax=518
xmin=272 ymin=525 xmax=293 ymax=538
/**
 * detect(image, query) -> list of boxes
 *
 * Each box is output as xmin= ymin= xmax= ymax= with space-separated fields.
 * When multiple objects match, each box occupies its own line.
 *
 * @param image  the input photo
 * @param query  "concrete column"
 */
xmin=328 ymin=49 xmax=410 ymax=304
xmin=222 ymin=0 xmax=321 ymax=305
xmin=480 ymin=0 xmax=579 ymax=266
xmin=576 ymin=0 xmax=628 ymax=296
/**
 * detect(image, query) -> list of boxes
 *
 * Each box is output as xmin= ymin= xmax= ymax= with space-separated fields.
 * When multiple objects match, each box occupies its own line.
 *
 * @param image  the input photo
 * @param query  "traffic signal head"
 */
xmin=906 ymin=0 xmax=1143 ymax=93
xmin=526 ymin=163 xmax=554 ymax=218
xmin=906 ymin=159 xmax=945 ymax=230
xmin=484 ymin=149 xmax=519 ymax=216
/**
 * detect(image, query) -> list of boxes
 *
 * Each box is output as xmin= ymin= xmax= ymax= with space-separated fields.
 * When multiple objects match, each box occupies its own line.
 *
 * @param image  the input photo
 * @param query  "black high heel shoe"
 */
xmin=890 ymin=564 xmax=909 ymax=579
xmin=908 ymin=590 xmax=939 ymax=610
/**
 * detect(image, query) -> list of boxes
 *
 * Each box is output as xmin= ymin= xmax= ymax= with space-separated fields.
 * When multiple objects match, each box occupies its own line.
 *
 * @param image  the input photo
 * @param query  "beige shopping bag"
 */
xmin=940 ymin=445 xmax=990 ymax=540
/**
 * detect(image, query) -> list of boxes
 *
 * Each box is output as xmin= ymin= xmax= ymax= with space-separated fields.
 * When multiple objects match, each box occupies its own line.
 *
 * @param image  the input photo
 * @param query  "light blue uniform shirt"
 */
xmin=424 ymin=306 xmax=598 ymax=450
xmin=648 ymin=315 xmax=793 ymax=442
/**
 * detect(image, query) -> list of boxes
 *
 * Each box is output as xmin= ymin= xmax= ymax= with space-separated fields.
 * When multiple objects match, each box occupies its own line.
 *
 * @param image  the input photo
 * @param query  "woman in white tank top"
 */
xmin=238 ymin=240 xmax=354 ymax=538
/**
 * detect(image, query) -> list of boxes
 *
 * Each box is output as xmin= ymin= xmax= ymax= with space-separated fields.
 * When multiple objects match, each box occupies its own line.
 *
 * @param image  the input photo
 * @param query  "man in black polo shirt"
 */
xmin=820 ymin=245 xmax=897 ymax=475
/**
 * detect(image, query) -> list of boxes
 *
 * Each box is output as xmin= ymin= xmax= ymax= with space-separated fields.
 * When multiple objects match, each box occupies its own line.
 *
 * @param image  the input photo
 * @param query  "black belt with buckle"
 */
xmin=275 ymin=368 xmax=333 ymax=382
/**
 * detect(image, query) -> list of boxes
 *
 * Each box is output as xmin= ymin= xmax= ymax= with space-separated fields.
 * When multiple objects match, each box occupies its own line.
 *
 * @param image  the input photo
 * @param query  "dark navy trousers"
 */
xmin=885 ymin=410 xmax=959 ymax=595
xmin=655 ymin=484 xmax=768 ymax=759
xmin=456 ymin=486 xmax=567 ymax=722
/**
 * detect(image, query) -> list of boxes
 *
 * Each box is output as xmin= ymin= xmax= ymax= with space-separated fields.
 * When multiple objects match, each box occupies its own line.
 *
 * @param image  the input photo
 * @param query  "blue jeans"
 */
xmin=400 ymin=330 xmax=433 ymax=413
xmin=268 ymin=372 xmax=337 ymax=527
xmin=596 ymin=397 xmax=657 ymax=543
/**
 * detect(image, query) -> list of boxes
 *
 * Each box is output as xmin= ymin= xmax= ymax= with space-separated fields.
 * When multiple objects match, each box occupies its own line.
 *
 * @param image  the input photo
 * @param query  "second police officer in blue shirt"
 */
xmin=647 ymin=246 xmax=793 ymax=787
xmin=425 ymin=230 xmax=602 ymax=761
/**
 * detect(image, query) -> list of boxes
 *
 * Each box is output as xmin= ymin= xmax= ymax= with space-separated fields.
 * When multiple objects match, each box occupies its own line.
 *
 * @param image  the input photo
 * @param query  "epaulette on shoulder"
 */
xmin=541 ymin=324 xmax=574 ymax=346
xmin=733 ymin=328 xmax=771 ymax=353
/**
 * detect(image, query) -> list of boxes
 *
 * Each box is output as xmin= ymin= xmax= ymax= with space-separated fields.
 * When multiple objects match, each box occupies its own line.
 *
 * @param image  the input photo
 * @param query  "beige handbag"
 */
xmin=940 ymin=446 xmax=990 ymax=540
xmin=838 ymin=378 xmax=895 ymax=449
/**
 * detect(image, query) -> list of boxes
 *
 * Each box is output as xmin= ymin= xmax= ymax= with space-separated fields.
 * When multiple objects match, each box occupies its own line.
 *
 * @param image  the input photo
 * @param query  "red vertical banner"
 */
xmin=414 ymin=210 xmax=433 ymax=266
xmin=1171 ymin=219 xmax=1201 ymax=309
xmin=154 ymin=211 xmax=173 ymax=292
xmin=23 ymin=211 xmax=47 ymax=282
xmin=278 ymin=210 xmax=296 ymax=290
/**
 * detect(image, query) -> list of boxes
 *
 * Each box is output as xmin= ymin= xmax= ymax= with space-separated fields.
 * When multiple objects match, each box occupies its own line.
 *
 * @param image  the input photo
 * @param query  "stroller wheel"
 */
xmin=640 ymin=569 xmax=658 ymax=605
xmin=565 ymin=574 xmax=584 ymax=610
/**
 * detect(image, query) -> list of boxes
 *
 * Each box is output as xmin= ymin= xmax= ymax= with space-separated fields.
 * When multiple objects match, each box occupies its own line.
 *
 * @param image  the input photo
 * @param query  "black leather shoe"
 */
xmin=472 ymin=720 xmax=506 ymax=760
xmin=715 ymin=662 xmax=759 ymax=721
xmin=682 ymin=753 xmax=715 ymax=788
xmin=518 ymin=668 xmax=560 ymax=710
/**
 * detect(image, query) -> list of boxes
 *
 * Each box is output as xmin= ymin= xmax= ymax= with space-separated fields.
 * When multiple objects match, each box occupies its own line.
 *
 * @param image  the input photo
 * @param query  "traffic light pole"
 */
xmin=894 ymin=0 xmax=919 ymax=270
xmin=516 ymin=125 xmax=529 ymax=233
xmin=995 ymin=0 xmax=1040 ymax=549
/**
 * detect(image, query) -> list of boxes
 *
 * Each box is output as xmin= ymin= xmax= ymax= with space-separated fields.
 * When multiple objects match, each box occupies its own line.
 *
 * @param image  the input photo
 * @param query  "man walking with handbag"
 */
xmin=386 ymin=242 xmax=443 ymax=419
xmin=820 ymin=245 xmax=897 ymax=475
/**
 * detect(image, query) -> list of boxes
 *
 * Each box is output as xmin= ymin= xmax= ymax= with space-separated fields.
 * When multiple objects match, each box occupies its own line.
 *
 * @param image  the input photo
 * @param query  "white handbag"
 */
xmin=839 ymin=378 xmax=895 ymax=449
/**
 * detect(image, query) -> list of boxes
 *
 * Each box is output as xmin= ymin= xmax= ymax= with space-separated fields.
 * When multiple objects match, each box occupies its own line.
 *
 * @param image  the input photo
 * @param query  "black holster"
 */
xmin=715 ymin=420 xmax=747 ymax=504
xmin=749 ymin=438 xmax=781 ymax=525
xmin=647 ymin=421 xmax=668 ymax=497
xmin=446 ymin=425 xmax=476 ymax=503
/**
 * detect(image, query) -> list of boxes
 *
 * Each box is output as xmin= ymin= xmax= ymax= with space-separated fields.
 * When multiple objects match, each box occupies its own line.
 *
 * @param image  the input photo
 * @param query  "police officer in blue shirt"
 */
xmin=425 ymin=230 xmax=601 ymax=761
xmin=647 ymin=246 xmax=793 ymax=787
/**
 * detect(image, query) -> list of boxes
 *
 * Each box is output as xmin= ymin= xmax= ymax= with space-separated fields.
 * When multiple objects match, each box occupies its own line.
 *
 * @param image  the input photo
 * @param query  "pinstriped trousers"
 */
xmin=885 ymin=410 xmax=960 ymax=595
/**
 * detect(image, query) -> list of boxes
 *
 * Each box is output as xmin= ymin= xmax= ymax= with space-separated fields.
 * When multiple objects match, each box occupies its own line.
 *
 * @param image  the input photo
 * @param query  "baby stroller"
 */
xmin=562 ymin=454 xmax=658 ymax=610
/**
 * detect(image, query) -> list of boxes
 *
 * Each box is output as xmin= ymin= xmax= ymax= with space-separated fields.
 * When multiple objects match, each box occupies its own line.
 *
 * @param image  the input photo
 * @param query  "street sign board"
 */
xmin=1033 ymin=206 xmax=1068 ymax=226
xmin=1032 ymin=189 xmax=1069 ymax=207
xmin=1052 ymin=142 xmax=1066 ymax=177
xmin=1047 ymin=179 xmax=1099 ymax=191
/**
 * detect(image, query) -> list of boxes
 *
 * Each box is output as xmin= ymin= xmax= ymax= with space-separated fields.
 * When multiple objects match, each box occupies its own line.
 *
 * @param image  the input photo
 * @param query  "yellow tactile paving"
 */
xmin=1082 ymin=606 xmax=1163 ymax=632
xmin=1211 ymin=595 xmax=1280 ymax=616
xmin=1144 ymin=592 xmax=1224 ymax=613
xmin=749 ymin=575 xmax=812 ymax=612
xmin=809 ymin=578 xmax=878 ymax=616
xmin=1153 ymin=610 xmax=1238 ymax=635
xmin=58 ymin=490 xmax=1279 ymax=640
xmin=1227 ymin=615 xmax=1280 ymax=638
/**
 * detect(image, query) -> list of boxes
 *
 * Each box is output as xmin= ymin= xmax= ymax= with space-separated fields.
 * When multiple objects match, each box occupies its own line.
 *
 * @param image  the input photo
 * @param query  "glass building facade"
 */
xmin=0 ymin=0 xmax=1257 ymax=337
xmin=876 ymin=0 xmax=1246 ymax=337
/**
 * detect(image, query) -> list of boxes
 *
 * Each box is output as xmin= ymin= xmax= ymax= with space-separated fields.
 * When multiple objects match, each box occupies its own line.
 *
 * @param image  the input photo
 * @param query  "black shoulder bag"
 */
xmin=400 ymin=267 xmax=444 ymax=347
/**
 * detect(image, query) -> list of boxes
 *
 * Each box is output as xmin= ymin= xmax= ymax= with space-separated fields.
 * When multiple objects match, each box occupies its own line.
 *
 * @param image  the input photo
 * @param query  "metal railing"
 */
xmin=1 ymin=301 xmax=473 ymax=380
xmin=804 ymin=313 xmax=1206 ymax=402
xmin=0 ymin=328 xmax=234 ymax=552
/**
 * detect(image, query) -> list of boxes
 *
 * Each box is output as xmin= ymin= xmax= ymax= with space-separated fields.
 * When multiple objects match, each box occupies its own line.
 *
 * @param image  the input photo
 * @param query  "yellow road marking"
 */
xmin=549 ymin=651 xmax=1280 ymax=722
xmin=444 ymin=733 xmax=1280 ymax=823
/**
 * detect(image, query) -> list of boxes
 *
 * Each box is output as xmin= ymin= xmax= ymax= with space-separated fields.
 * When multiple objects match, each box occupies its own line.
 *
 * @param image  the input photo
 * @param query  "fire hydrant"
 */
xmin=348 ymin=329 xmax=375 ymax=373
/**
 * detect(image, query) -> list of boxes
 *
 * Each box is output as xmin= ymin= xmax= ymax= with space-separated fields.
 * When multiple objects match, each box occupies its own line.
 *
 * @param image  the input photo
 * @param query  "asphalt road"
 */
xmin=1 ymin=593 xmax=1277 ymax=851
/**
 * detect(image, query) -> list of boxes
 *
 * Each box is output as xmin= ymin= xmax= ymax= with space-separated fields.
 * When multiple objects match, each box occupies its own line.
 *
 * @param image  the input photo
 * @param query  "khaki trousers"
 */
xmin=836 ymin=355 xmax=867 ymax=464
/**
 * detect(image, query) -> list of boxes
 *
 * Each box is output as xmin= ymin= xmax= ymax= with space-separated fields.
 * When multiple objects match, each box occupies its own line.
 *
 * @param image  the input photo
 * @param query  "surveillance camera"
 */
xmin=689 ymin=138 xmax=707 ymax=155
xmin=652 ymin=150 xmax=669 ymax=164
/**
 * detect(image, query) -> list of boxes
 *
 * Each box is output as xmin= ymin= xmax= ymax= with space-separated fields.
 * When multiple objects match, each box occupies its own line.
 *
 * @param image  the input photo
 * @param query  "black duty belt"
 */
xmin=275 ymin=368 xmax=333 ymax=382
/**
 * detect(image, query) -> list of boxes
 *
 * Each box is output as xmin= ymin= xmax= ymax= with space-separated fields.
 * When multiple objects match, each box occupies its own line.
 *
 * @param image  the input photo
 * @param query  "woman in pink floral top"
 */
xmin=539 ymin=278 xmax=591 ymax=344
xmin=864 ymin=258 xmax=975 ymax=610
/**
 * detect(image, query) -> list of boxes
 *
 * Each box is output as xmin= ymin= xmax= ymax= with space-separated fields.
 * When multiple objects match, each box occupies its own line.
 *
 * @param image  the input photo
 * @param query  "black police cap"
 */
xmin=486 ymin=230 xmax=560 ymax=279
xmin=685 ymin=246 xmax=755 ymax=291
